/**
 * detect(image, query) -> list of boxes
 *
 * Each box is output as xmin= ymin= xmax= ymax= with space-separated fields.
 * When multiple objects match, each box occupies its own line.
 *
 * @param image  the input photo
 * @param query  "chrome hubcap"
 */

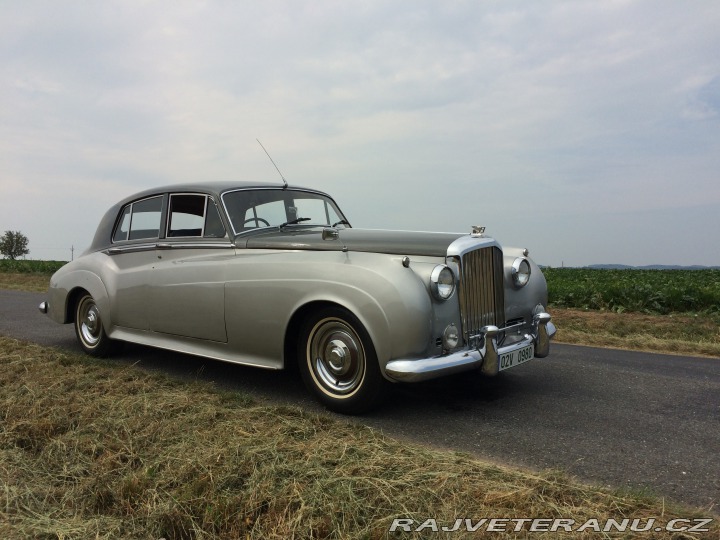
xmin=325 ymin=339 xmax=351 ymax=375
xmin=85 ymin=310 xmax=97 ymax=333
xmin=78 ymin=297 xmax=102 ymax=347
xmin=308 ymin=318 xmax=365 ymax=396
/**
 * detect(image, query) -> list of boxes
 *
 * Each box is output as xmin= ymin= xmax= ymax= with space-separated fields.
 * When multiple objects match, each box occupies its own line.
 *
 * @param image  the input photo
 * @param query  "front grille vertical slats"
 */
xmin=459 ymin=246 xmax=505 ymax=343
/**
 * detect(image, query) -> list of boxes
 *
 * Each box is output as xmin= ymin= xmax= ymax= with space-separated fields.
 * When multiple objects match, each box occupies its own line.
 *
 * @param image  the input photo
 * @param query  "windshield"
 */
xmin=221 ymin=189 xmax=348 ymax=235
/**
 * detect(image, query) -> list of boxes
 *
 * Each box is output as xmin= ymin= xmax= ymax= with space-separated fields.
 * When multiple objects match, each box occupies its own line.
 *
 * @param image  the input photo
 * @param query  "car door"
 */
xmin=148 ymin=193 xmax=233 ymax=343
xmin=107 ymin=195 xmax=165 ymax=330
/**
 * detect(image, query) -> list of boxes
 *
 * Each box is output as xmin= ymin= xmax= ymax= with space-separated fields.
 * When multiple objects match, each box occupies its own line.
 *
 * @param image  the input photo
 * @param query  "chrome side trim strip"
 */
xmin=105 ymin=242 xmax=234 ymax=255
xmin=105 ymin=243 xmax=157 ymax=255
xmin=157 ymin=243 xmax=235 ymax=249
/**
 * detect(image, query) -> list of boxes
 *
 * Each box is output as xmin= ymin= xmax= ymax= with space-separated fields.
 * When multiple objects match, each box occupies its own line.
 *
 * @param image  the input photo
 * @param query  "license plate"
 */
xmin=498 ymin=343 xmax=534 ymax=371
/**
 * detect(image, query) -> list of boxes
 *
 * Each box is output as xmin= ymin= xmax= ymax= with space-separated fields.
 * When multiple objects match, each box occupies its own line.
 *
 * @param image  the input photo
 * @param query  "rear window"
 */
xmin=112 ymin=196 xmax=163 ymax=242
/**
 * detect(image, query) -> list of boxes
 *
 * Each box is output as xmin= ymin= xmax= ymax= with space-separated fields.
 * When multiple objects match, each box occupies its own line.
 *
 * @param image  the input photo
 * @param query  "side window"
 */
xmin=113 ymin=206 xmax=131 ymax=242
xmin=129 ymin=196 xmax=163 ymax=240
xmin=167 ymin=194 xmax=205 ymax=237
xmin=204 ymin=199 xmax=226 ymax=238
xmin=112 ymin=196 xmax=163 ymax=242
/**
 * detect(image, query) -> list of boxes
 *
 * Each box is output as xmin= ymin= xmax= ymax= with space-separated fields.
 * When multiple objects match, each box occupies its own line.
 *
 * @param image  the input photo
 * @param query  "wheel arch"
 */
xmin=65 ymin=287 xmax=88 ymax=323
xmin=57 ymin=271 xmax=112 ymax=329
xmin=283 ymin=298 xmax=391 ymax=380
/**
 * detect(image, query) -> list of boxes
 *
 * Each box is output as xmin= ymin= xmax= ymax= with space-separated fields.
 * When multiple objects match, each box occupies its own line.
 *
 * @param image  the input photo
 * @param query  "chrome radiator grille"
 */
xmin=458 ymin=246 xmax=505 ymax=341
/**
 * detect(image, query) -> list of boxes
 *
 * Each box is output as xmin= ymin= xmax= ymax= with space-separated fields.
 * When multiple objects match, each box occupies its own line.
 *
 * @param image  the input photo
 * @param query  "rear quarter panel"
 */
xmin=47 ymin=256 xmax=111 ymax=325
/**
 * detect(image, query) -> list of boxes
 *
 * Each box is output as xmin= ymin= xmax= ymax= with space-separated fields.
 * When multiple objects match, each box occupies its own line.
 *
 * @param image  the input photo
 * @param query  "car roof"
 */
xmin=116 ymin=181 xmax=329 ymax=205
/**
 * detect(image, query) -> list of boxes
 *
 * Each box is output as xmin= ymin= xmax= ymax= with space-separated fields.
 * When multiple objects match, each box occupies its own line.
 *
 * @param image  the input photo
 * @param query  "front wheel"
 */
xmin=298 ymin=307 xmax=387 ymax=414
xmin=74 ymin=292 xmax=120 ymax=357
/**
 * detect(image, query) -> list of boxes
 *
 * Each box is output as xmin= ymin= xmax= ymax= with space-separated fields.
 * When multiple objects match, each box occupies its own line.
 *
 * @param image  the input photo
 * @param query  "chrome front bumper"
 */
xmin=385 ymin=312 xmax=556 ymax=383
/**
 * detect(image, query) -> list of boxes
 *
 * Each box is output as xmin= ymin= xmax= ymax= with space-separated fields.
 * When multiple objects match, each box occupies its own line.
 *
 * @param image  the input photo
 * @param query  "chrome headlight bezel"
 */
xmin=442 ymin=324 xmax=459 ymax=350
xmin=430 ymin=264 xmax=456 ymax=301
xmin=511 ymin=257 xmax=531 ymax=288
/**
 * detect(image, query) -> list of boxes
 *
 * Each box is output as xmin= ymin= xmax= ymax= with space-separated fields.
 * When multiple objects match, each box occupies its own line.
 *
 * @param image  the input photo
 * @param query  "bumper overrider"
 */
xmin=385 ymin=312 xmax=556 ymax=382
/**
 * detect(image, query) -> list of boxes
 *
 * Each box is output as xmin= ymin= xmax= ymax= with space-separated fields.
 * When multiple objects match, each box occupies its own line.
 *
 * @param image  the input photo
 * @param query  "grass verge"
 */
xmin=551 ymin=308 xmax=720 ymax=358
xmin=0 ymin=272 xmax=51 ymax=292
xmin=1 ymin=336 xmax=717 ymax=539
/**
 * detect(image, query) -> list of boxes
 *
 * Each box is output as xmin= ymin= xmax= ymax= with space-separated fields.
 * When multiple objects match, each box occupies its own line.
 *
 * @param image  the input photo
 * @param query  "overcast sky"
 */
xmin=2 ymin=1 xmax=719 ymax=266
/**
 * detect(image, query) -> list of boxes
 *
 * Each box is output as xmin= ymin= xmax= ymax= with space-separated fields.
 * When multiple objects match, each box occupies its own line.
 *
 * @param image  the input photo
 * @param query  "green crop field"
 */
xmin=0 ymin=259 xmax=66 ymax=274
xmin=543 ymin=268 xmax=720 ymax=315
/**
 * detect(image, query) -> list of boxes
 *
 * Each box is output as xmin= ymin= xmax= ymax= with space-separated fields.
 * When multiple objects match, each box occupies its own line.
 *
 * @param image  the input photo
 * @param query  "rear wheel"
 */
xmin=74 ymin=292 xmax=119 ymax=357
xmin=298 ymin=307 xmax=387 ymax=414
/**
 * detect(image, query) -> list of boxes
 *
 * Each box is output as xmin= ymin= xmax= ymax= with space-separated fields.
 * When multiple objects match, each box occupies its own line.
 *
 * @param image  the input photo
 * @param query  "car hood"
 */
xmin=241 ymin=228 xmax=468 ymax=257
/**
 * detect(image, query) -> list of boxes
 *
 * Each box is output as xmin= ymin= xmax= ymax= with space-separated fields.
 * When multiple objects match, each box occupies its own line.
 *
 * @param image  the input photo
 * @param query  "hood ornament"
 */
xmin=471 ymin=226 xmax=485 ymax=238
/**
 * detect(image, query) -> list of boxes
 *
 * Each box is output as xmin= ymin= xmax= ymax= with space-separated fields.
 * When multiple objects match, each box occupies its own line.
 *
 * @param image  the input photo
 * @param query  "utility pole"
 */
xmin=71 ymin=245 xmax=74 ymax=261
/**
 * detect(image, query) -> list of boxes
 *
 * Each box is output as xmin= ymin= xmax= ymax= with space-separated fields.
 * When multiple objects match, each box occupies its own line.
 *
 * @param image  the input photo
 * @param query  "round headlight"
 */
xmin=511 ymin=257 xmax=531 ymax=288
xmin=430 ymin=265 xmax=456 ymax=300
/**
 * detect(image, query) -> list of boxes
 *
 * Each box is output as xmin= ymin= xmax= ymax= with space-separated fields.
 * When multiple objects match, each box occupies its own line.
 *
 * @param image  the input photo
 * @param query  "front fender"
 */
xmin=503 ymin=247 xmax=549 ymax=319
xmin=223 ymin=250 xmax=434 ymax=370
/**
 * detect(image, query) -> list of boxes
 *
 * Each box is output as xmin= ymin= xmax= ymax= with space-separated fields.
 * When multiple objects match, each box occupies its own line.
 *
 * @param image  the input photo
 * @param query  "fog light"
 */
xmin=442 ymin=324 xmax=459 ymax=350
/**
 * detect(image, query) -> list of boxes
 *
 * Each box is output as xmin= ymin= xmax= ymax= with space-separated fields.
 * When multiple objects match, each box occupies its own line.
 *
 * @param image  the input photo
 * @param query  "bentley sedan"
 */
xmin=40 ymin=182 xmax=556 ymax=413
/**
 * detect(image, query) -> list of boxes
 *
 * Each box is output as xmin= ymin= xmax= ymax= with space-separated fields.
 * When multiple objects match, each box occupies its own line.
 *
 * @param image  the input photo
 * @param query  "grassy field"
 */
xmin=1 ymin=336 xmax=716 ymax=539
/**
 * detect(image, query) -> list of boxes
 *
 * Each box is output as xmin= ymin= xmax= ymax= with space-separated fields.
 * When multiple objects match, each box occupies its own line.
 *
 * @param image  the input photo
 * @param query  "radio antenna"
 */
xmin=256 ymin=139 xmax=288 ymax=189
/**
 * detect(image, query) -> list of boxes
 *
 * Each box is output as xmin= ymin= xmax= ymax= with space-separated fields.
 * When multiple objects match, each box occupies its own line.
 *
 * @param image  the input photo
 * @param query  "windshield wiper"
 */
xmin=279 ymin=217 xmax=311 ymax=228
xmin=332 ymin=219 xmax=350 ymax=227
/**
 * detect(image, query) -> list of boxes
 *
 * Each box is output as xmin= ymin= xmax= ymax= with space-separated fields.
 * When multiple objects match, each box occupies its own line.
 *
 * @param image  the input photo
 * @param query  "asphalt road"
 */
xmin=1 ymin=289 xmax=718 ymax=511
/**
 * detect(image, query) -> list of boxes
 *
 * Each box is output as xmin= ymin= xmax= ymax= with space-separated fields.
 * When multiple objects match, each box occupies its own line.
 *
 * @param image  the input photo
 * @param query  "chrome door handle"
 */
xmin=156 ymin=243 xmax=172 ymax=249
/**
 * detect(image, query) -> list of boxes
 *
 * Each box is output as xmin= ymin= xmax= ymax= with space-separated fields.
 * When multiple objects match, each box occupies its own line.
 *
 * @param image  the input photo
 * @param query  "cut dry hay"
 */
xmin=0 ymin=336 xmax=717 ymax=539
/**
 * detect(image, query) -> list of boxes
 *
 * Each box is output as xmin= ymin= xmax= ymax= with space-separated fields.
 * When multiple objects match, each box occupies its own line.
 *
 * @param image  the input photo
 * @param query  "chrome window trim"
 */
xmin=112 ymin=205 xmax=131 ymax=243
xmin=205 ymin=197 xmax=228 ymax=239
xmin=165 ymin=192 xmax=209 ymax=239
xmin=111 ymin=195 xmax=164 ymax=244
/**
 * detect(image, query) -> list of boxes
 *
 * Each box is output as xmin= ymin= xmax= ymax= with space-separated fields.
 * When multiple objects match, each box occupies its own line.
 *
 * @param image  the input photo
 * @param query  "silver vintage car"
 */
xmin=40 ymin=182 xmax=556 ymax=413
